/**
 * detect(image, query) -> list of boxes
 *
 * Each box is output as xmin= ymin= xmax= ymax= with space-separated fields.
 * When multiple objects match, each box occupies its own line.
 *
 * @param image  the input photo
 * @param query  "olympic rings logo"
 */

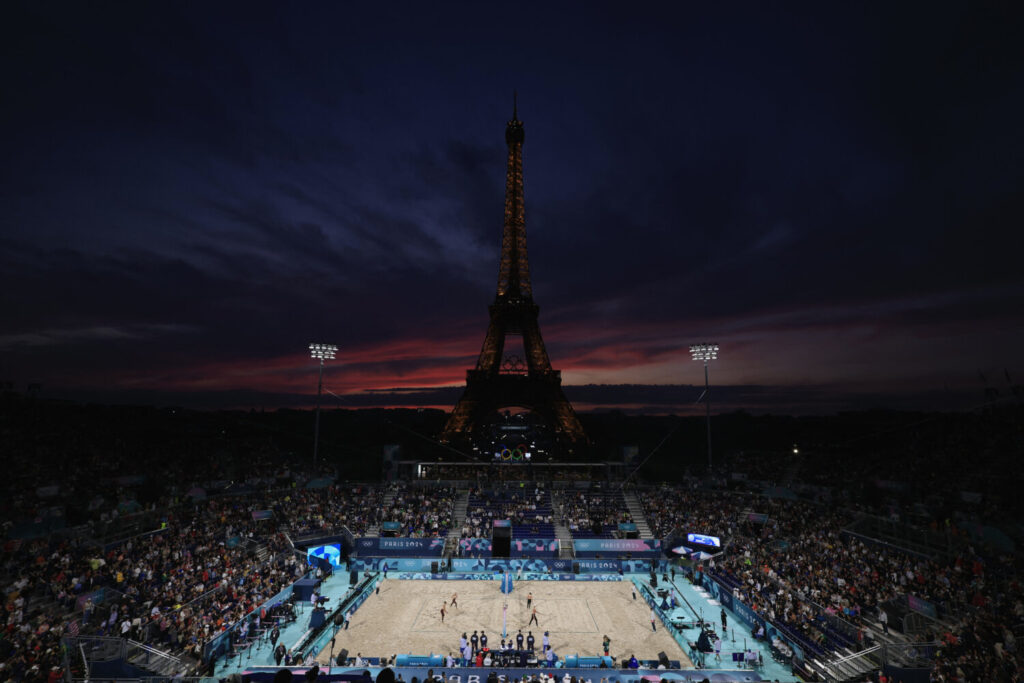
xmin=500 ymin=445 xmax=528 ymax=461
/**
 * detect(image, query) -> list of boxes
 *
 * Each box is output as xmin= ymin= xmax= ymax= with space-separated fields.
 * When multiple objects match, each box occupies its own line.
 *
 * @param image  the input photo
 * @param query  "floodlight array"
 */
xmin=309 ymin=343 xmax=338 ymax=360
xmin=689 ymin=343 xmax=719 ymax=362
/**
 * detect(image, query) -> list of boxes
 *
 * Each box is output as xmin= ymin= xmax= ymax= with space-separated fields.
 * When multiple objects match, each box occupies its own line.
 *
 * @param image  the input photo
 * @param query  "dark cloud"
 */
xmin=1 ymin=2 xmax=1021 ymax=414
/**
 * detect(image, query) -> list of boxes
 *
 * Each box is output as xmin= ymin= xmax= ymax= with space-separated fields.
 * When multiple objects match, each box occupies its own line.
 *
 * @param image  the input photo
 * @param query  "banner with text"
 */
xmin=355 ymin=537 xmax=445 ymax=557
xmin=572 ymin=538 xmax=661 ymax=557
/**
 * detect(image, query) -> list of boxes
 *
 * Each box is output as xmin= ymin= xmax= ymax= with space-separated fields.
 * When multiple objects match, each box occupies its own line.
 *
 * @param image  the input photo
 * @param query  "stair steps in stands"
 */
xmin=555 ymin=524 xmax=575 ymax=559
xmin=808 ymin=644 xmax=882 ymax=682
xmin=622 ymin=490 xmax=653 ymax=538
xmin=366 ymin=487 xmax=396 ymax=536
xmin=448 ymin=489 xmax=470 ymax=540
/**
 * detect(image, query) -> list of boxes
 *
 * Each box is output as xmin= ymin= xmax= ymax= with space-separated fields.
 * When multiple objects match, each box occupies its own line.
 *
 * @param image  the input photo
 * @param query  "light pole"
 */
xmin=309 ymin=343 xmax=337 ymax=466
xmin=690 ymin=343 xmax=719 ymax=474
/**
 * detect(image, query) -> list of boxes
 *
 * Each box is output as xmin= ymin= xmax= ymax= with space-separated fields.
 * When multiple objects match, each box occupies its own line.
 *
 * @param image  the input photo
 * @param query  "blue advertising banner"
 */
xmin=355 ymin=537 xmax=445 ymax=557
xmin=399 ymin=572 xmax=622 ymax=582
xmin=241 ymin=667 xmax=762 ymax=683
xmin=512 ymin=538 xmax=558 ymax=557
xmin=574 ymin=559 xmax=623 ymax=572
xmin=347 ymin=557 xmax=659 ymax=575
xmin=551 ymin=559 xmax=655 ymax=573
xmin=572 ymin=538 xmax=662 ymax=557
xmin=460 ymin=538 xmax=492 ymax=556
xmin=907 ymin=594 xmax=938 ymax=619
xmin=460 ymin=538 xmax=560 ymax=558
xmin=347 ymin=558 xmax=435 ymax=573
xmin=451 ymin=558 xmax=554 ymax=573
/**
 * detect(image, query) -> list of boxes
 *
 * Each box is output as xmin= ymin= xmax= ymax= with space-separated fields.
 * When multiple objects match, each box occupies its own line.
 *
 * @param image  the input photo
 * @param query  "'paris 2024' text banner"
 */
xmin=572 ymin=538 xmax=661 ymax=557
xmin=355 ymin=537 xmax=444 ymax=557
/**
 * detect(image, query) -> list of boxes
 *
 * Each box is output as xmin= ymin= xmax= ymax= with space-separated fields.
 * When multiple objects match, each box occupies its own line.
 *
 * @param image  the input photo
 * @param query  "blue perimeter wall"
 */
xmin=241 ymin=667 xmax=765 ymax=683
xmin=344 ymin=557 xmax=665 ymax=574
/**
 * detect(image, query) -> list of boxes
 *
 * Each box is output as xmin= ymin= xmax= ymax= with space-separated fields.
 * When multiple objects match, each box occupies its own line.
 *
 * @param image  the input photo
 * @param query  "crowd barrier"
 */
xmin=351 ymin=538 xmax=663 ymax=560
xmin=699 ymin=573 xmax=805 ymax=665
xmin=240 ymin=666 xmax=766 ymax=683
xmin=394 ymin=573 xmax=623 ymax=582
xmin=337 ymin=557 xmax=664 ymax=575
xmin=203 ymin=574 xmax=310 ymax=664
xmin=459 ymin=538 xmax=561 ymax=558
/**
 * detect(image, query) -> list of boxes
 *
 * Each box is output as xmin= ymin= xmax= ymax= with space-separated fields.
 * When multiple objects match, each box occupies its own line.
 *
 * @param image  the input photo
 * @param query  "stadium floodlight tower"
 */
xmin=309 ymin=343 xmax=338 ymax=466
xmin=690 ymin=343 xmax=719 ymax=474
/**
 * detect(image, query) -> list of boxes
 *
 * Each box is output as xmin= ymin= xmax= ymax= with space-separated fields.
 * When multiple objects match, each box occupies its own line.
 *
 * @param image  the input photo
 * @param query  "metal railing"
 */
xmin=62 ymin=635 xmax=127 ymax=683
xmin=64 ymin=635 xmax=128 ymax=662
xmin=843 ymin=512 xmax=967 ymax=561
xmin=814 ymin=644 xmax=883 ymax=682
xmin=125 ymin=639 xmax=192 ymax=675
xmin=883 ymin=641 xmax=940 ymax=668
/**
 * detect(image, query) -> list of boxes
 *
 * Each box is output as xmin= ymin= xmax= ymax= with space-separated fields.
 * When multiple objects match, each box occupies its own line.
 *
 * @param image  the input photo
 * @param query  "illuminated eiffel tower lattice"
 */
xmin=441 ymin=101 xmax=586 ymax=446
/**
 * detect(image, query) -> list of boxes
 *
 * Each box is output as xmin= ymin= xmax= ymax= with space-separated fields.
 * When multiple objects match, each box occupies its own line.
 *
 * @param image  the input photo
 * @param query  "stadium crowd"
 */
xmin=556 ymin=489 xmax=632 ymax=536
xmin=2 ymin=395 xmax=1021 ymax=683
xmin=462 ymin=485 xmax=552 ymax=539
xmin=378 ymin=484 xmax=456 ymax=537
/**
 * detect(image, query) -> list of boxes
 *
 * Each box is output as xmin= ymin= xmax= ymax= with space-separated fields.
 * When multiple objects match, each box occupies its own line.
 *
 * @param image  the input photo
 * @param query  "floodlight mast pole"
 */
xmin=704 ymin=361 xmax=711 ymax=473
xmin=690 ymin=343 xmax=719 ymax=474
xmin=309 ymin=343 xmax=337 ymax=467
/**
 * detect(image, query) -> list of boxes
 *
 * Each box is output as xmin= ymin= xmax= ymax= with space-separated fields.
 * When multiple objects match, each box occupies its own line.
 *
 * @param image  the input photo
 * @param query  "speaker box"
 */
xmin=658 ymin=651 xmax=669 ymax=667
xmin=493 ymin=525 xmax=512 ymax=558
xmin=573 ymin=562 xmax=580 ymax=575
xmin=650 ymin=573 xmax=658 ymax=588
xmin=337 ymin=648 xmax=349 ymax=663
xmin=431 ymin=561 xmax=439 ymax=573
xmin=349 ymin=570 xmax=358 ymax=585
xmin=592 ymin=521 xmax=602 ymax=535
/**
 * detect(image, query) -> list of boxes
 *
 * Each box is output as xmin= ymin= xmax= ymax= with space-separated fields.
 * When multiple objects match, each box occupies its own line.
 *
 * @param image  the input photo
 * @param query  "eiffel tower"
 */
xmin=441 ymin=101 xmax=586 ymax=446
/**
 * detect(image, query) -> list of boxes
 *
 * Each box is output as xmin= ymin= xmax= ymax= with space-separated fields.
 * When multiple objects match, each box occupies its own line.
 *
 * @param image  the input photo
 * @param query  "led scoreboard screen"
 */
xmin=686 ymin=533 xmax=721 ymax=548
xmin=306 ymin=543 xmax=343 ymax=568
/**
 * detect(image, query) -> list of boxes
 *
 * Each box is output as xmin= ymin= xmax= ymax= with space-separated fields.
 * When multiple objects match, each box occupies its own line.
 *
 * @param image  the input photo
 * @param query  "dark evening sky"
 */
xmin=2 ymin=2 xmax=1022 ymax=415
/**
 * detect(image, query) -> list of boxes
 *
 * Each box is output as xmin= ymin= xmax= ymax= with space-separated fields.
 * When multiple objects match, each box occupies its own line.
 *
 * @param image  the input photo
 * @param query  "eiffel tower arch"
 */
xmin=440 ymin=102 xmax=586 ymax=447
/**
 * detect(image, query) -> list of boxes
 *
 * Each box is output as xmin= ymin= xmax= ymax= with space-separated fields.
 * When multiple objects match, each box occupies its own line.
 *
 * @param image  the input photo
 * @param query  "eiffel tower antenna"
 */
xmin=441 ymin=106 xmax=586 ymax=447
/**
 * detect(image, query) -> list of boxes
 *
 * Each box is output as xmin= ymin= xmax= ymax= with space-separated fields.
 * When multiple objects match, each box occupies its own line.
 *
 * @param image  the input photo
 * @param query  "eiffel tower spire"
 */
xmin=498 ymin=92 xmax=530 ymax=300
xmin=441 ymin=103 xmax=586 ymax=446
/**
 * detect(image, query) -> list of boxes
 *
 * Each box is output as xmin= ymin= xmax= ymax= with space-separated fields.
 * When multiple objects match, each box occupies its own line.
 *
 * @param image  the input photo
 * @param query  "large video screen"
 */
xmin=686 ymin=533 xmax=721 ymax=548
xmin=306 ymin=543 xmax=343 ymax=568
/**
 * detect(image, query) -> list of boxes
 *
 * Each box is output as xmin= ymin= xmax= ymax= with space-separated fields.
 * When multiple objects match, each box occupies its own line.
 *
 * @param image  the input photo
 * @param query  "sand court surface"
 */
xmin=322 ymin=579 xmax=692 ymax=667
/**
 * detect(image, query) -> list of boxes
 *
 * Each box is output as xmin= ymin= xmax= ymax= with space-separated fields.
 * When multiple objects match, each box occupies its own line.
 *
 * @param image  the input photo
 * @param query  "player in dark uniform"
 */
xmin=516 ymin=630 xmax=524 ymax=650
xmin=480 ymin=631 xmax=488 ymax=650
xmin=526 ymin=632 xmax=535 ymax=651
xmin=471 ymin=630 xmax=479 ymax=654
